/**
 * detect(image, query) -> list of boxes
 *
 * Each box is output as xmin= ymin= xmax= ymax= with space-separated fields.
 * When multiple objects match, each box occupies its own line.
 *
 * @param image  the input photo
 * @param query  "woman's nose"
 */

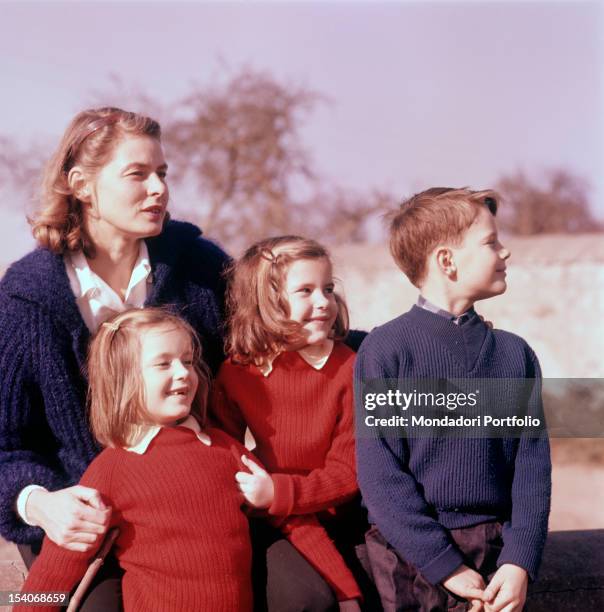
xmin=148 ymin=173 xmax=167 ymax=196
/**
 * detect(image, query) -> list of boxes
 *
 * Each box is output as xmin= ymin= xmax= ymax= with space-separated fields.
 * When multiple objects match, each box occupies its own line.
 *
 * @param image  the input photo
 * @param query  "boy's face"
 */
xmin=449 ymin=206 xmax=510 ymax=302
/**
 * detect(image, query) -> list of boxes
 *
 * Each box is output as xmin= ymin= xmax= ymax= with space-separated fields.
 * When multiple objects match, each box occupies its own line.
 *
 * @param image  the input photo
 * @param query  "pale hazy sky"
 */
xmin=1 ymin=0 xmax=602 ymax=259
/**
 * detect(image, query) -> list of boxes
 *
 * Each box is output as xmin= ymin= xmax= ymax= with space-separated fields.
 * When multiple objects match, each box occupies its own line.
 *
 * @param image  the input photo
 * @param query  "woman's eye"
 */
xmin=157 ymin=171 xmax=168 ymax=179
xmin=129 ymin=171 xmax=144 ymax=178
xmin=183 ymin=360 xmax=194 ymax=367
xmin=325 ymin=286 xmax=335 ymax=294
xmin=155 ymin=362 xmax=170 ymax=368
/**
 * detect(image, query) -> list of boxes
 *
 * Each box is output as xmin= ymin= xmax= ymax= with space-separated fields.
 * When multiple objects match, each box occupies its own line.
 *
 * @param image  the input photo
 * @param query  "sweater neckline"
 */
xmin=406 ymin=305 xmax=489 ymax=372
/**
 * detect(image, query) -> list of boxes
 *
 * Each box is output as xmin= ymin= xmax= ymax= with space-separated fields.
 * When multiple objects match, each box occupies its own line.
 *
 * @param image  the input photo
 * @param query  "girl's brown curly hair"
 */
xmin=225 ymin=235 xmax=349 ymax=365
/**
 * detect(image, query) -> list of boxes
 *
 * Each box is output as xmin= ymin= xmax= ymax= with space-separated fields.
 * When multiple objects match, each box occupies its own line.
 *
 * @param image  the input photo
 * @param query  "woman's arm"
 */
xmin=0 ymin=304 xmax=109 ymax=549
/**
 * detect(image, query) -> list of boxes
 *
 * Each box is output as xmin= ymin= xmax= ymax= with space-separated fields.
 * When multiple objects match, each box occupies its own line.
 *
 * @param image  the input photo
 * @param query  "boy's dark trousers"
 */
xmin=361 ymin=521 xmax=503 ymax=612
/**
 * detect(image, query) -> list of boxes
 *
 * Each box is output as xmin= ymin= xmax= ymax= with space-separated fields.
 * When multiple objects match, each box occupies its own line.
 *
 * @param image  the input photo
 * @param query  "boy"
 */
xmin=355 ymin=188 xmax=551 ymax=612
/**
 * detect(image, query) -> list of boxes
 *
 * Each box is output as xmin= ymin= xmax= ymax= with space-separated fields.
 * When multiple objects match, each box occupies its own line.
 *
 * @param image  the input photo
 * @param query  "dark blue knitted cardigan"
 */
xmin=0 ymin=221 xmax=229 ymax=544
xmin=354 ymin=306 xmax=551 ymax=584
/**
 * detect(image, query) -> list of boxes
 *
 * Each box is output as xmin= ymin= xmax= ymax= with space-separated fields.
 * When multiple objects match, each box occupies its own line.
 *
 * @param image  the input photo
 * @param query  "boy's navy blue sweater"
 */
xmin=354 ymin=305 xmax=551 ymax=585
xmin=0 ymin=221 xmax=229 ymax=545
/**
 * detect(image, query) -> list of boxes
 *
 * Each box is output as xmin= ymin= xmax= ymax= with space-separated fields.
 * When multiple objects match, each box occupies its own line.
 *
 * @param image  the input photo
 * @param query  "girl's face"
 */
xmin=84 ymin=135 xmax=169 ymax=241
xmin=140 ymin=325 xmax=198 ymax=427
xmin=284 ymin=257 xmax=338 ymax=348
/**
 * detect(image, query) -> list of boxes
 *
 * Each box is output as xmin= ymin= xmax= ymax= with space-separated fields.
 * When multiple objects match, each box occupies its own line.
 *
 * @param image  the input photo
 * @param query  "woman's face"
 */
xmin=85 ymin=135 xmax=169 ymax=241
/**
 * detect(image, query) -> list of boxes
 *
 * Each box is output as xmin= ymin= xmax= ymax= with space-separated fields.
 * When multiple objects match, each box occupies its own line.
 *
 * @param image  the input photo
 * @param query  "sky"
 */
xmin=0 ymin=0 xmax=602 ymax=260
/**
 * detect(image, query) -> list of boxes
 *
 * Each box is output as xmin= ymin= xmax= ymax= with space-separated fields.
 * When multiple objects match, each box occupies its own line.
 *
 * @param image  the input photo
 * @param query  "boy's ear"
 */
xmin=67 ymin=166 xmax=92 ymax=203
xmin=435 ymin=247 xmax=457 ymax=277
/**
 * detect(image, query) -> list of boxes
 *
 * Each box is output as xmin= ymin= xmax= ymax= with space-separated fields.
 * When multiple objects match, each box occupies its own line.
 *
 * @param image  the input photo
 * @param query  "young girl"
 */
xmin=211 ymin=236 xmax=365 ymax=611
xmin=21 ymin=308 xmax=256 ymax=611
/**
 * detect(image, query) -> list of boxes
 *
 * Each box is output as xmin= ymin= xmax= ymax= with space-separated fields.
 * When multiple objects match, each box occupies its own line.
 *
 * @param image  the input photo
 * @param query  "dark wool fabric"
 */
xmin=354 ymin=305 xmax=551 ymax=585
xmin=0 ymin=221 xmax=229 ymax=544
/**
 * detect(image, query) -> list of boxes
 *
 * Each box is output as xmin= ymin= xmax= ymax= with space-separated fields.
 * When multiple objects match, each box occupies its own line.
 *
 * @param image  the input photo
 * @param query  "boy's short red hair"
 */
xmin=389 ymin=187 xmax=499 ymax=286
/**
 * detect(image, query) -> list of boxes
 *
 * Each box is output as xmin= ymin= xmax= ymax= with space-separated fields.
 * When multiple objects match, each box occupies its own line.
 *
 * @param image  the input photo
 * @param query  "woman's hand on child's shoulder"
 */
xmin=235 ymin=455 xmax=275 ymax=509
xmin=26 ymin=485 xmax=111 ymax=551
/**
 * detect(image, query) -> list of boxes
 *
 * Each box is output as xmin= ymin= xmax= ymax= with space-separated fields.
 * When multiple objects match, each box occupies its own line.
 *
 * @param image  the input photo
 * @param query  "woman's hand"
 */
xmin=26 ymin=486 xmax=111 ymax=551
xmin=236 ymin=455 xmax=275 ymax=508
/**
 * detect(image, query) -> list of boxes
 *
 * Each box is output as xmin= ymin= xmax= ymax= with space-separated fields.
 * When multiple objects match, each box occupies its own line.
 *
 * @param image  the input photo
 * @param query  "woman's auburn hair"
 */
xmin=225 ymin=235 xmax=349 ymax=365
xmin=30 ymin=107 xmax=163 ymax=256
xmin=87 ymin=307 xmax=210 ymax=449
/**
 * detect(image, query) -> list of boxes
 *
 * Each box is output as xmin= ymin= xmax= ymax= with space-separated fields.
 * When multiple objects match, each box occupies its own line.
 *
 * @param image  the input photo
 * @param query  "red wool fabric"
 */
xmin=211 ymin=342 xmax=361 ymax=600
xmin=20 ymin=427 xmax=253 ymax=612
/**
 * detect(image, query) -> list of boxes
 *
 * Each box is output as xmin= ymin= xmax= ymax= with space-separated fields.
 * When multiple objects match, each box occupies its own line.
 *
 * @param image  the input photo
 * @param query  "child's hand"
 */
xmin=236 ymin=455 xmax=275 ymax=508
xmin=442 ymin=564 xmax=486 ymax=604
xmin=483 ymin=564 xmax=528 ymax=612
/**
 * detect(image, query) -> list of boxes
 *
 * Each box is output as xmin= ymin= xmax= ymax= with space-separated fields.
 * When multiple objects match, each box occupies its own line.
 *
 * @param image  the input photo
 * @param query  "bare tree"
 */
xmin=164 ymin=69 xmax=321 ymax=246
xmin=496 ymin=168 xmax=601 ymax=234
xmin=300 ymin=188 xmax=397 ymax=245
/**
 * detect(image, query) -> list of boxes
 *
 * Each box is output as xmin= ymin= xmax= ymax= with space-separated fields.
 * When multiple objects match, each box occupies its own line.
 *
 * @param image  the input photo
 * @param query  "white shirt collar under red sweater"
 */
xmin=125 ymin=415 xmax=212 ymax=454
xmin=256 ymin=339 xmax=335 ymax=377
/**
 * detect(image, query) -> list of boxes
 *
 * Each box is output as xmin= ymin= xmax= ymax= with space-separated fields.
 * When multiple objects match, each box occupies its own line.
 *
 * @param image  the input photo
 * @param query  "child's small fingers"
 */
xmin=489 ymin=593 xmax=513 ymax=612
xmin=465 ymin=587 xmax=486 ymax=601
xmin=468 ymin=600 xmax=483 ymax=612
xmin=483 ymin=583 xmax=500 ymax=602
xmin=237 ymin=483 xmax=253 ymax=498
xmin=241 ymin=455 xmax=266 ymax=475
xmin=235 ymin=471 xmax=253 ymax=483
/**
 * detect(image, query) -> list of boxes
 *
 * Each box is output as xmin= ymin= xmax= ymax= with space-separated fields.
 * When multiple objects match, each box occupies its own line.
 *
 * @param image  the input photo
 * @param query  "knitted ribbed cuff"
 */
xmin=419 ymin=544 xmax=465 ymax=585
xmin=268 ymin=474 xmax=294 ymax=516
xmin=497 ymin=550 xmax=538 ymax=582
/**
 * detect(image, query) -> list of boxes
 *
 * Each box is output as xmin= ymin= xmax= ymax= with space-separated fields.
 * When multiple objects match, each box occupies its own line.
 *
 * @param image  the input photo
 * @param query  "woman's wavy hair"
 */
xmin=30 ymin=107 xmax=167 ymax=255
xmin=225 ymin=235 xmax=349 ymax=365
xmin=87 ymin=307 xmax=210 ymax=448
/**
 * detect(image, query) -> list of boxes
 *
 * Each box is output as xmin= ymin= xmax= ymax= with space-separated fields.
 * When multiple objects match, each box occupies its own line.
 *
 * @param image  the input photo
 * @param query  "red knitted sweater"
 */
xmin=21 ymin=427 xmax=253 ymax=612
xmin=211 ymin=342 xmax=361 ymax=600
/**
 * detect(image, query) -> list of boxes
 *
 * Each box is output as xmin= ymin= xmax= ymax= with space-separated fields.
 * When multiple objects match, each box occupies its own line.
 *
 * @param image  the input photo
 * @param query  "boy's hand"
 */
xmin=236 ymin=455 xmax=275 ymax=508
xmin=483 ymin=564 xmax=528 ymax=612
xmin=442 ymin=564 xmax=486 ymax=603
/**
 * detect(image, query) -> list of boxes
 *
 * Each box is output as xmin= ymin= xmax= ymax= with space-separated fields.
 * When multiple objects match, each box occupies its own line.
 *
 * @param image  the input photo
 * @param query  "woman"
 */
xmin=0 ymin=107 xmax=229 ymax=609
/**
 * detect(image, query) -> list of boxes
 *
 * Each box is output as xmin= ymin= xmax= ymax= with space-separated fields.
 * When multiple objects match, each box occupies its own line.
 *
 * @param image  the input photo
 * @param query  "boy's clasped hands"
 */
xmin=443 ymin=563 xmax=528 ymax=612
